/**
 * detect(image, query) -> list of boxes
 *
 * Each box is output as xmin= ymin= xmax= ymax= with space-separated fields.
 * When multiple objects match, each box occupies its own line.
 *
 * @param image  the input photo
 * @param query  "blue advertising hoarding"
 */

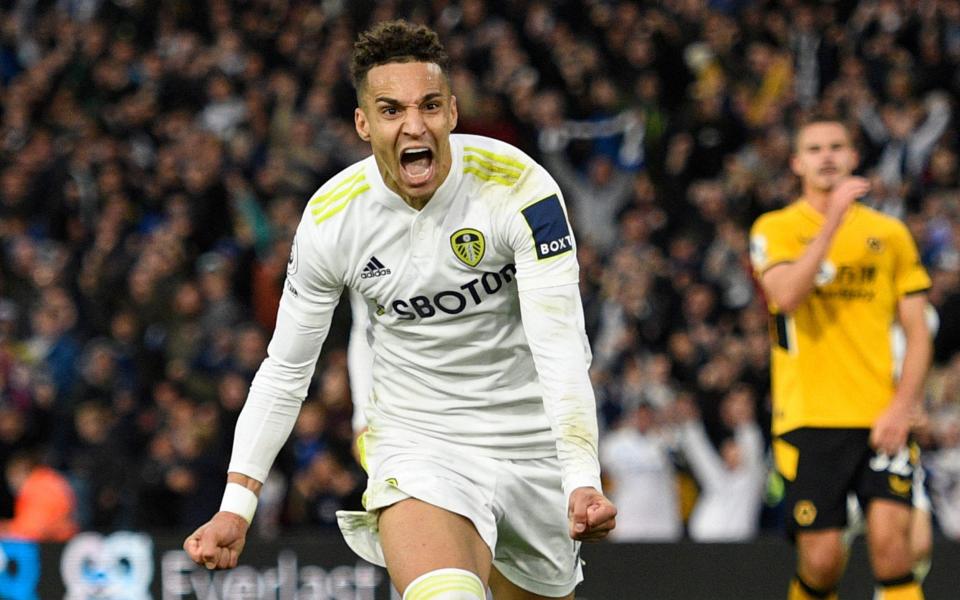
xmin=3 ymin=532 xmax=958 ymax=599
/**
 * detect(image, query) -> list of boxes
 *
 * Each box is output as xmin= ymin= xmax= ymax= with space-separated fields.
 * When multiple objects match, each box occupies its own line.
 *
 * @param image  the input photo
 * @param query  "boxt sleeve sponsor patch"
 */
xmin=521 ymin=195 xmax=574 ymax=260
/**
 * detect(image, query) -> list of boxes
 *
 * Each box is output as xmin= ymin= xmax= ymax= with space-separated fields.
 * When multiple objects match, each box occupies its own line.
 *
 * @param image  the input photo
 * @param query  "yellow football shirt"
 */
xmin=750 ymin=201 xmax=930 ymax=435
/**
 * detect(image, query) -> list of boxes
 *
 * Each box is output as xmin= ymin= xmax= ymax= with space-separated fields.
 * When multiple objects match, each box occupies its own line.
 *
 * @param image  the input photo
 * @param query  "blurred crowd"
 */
xmin=0 ymin=0 xmax=959 ymax=543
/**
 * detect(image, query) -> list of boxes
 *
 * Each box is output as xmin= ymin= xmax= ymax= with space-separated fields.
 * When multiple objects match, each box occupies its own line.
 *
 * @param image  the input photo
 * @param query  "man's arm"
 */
xmin=518 ymin=283 xmax=600 ymax=495
xmin=518 ymin=283 xmax=616 ymax=541
xmin=870 ymin=294 xmax=931 ymax=454
xmin=906 ymin=92 xmax=951 ymax=175
xmin=184 ymin=224 xmax=342 ymax=569
xmin=540 ymin=150 xmax=588 ymax=202
xmin=679 ymin=419 xmax=726 ymax=492
xmin=734 ymin=422 xmax=765 ymax=473
xmin=505 ymin=168 xmax=615 ymax=540
xmin=854 ymin=97 xmax=889 ymax=144
xmin=760 ymin=178 xmax=870 ymax=312
xmin=226 ymin=297 xmax=337 ymax=481
xmin=183 ymin=297 xmax=336 ymax=568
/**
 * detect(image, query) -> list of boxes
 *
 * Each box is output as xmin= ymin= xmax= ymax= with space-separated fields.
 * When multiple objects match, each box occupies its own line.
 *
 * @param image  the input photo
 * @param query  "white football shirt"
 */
xmin=600 ymin=427 xmax=682 ymax=541
xmin=229 ymin=134 xmax=601 ymax=497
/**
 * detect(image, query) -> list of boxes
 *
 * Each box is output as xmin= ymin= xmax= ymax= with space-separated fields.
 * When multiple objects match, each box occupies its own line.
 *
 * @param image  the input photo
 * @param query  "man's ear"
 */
xmin=355 ymin=107 xmax=370 ymax=142
xmin=449 ymin=94 xmax=459 ymax=131
xmin=789 ymin=154 xmax=803 ymax=178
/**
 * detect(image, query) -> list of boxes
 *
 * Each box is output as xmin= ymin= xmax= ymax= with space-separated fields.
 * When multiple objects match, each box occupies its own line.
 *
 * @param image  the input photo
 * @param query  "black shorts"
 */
xmin=773 ymin=428 xmax=918 ymax=536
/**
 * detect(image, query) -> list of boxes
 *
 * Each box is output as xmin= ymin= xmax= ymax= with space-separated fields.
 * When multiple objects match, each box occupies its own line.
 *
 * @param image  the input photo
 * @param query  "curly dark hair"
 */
xmin=350 ymin=20 xmax=450 ymax=97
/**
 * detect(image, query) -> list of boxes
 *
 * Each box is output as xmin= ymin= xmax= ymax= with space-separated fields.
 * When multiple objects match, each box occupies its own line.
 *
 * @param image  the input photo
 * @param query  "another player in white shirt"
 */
xmin=184 ymin=19 xmax=616 ymax=600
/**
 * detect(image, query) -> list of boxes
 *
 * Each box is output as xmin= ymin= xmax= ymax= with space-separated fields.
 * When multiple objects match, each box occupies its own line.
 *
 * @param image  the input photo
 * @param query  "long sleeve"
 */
xmin=541 ymin=151 xmax=588 ymax=202
xmin=500 ymin=165 xmax=601 ymax=498
xmin=226 ymin=294 xmax=337 ymax=482
xmin=906 ymin=93 xmax=951 ymax=176
xmin=733 ymin=422 xmax=765 ymax=474
xmin=856 ymin=101 xmax=889 ymax=144
xmin=519 ymin=282 xmax=601 ymax=498
xmin=680 ymin=421 xmax=727 ymax=491
xmin=227 ymin=220 xmax=343 ymax=482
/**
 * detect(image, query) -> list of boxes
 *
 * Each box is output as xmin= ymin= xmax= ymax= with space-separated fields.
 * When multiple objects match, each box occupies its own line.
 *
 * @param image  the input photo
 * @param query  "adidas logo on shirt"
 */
xmin=361 ymin=256 xmax=392 ymax=279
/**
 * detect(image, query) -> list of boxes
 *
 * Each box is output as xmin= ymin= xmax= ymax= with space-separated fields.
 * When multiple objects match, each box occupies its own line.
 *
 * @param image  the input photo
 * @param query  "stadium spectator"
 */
xmin=925 ymin=407 xmax=960 ymax=540
xmin=136 ymin=427 xmax=180 ymax=529
xmin=135 ymin=380 xmax=225 ymax=529
xmin=539 ymin=143 xmax=637 ymax=254
xmin=0 ymin=406 xmax=31 ymax=519
xmin=23 ymin=287 xmax=80 ymax=406
xmin=285 ymin=448 xmax=364 ymax=532
xmin=0 ymin=450 xmax=78 ymax=542
xmin=213 ymin=369 xmax=249 ymax=458
xmin=163 ymin=405 xmax=225 ymax=530
xmin=675 ymin=387 xmax=766 ymax=542
xmin=196 ymin=251 xmax=242 ymax=337
xmin=591 ymin=249 xmax=670 ymax=375
xmin=855 ymin=88 xmax=951 ymax=194
xmin=600 ymin=400 xmax=682 ymax=542
xmin=61 ymin=400 xmax=130 ymax=531
xmin=285 ymin=401 xmax=328 ymax=476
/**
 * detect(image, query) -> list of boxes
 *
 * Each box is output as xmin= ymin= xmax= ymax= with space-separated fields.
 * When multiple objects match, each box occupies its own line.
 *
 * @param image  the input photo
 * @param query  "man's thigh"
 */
xmin=379 ymin=498 xmax=492 ymax=594
xmin=362 ymin=434 xmax=579 ymax=596
xmin=490 ymin=567 xmax=573 ymax=600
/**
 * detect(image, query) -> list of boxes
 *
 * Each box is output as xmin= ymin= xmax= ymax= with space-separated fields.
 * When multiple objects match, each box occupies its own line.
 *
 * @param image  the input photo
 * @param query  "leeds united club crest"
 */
xmin=450 ymin=228 xmax=485 ymax=267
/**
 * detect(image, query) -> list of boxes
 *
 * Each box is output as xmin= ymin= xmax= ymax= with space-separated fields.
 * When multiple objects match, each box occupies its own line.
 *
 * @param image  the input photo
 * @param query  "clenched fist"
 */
xmin=183 ymin=511 xmax=250 ymax=570
xmin=568 ymin=487 xmax=617 ymax=541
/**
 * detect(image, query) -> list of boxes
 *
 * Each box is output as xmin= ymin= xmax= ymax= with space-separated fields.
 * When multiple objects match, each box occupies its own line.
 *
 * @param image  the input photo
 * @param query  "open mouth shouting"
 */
xmin=400 ymin=146 xmax=435 ymax=187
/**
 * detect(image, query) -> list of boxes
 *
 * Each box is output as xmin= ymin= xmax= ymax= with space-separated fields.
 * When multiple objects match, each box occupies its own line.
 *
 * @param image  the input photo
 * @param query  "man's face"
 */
xmin=355 ymin=61 xmax=458 ymax=205
xmin=791 ymin=122 xmax=859 ymax=192
xmin=5 ymin=460 xmax=29 ymax=494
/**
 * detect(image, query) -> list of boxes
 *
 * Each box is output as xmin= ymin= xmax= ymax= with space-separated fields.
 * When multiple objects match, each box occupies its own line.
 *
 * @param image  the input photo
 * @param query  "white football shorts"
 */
xmin=337 ymin=429 xmax=583 ymax=597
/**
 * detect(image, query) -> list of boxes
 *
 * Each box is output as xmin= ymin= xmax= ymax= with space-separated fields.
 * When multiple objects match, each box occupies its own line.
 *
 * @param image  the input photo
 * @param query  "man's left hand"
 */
xmin=568 ymin=487 xmax=616 ymax=541
xmin=870 ymin=402 xmax=917 ymax=456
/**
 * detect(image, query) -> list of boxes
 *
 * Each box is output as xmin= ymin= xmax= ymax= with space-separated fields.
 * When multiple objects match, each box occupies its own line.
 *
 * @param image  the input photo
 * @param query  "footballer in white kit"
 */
xmin=227 ymin=133 xmax=602 ymax=596
xmin=186 ymin=20 xmax=614 ymax=599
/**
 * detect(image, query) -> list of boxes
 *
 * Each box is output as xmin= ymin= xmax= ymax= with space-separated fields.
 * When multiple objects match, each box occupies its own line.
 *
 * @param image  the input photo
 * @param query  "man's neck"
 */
xmin=800 ymin=188 xmax=830 ymax=214
xmin=380 ymin=169 xmax=447 ymax=212
xmin=380 ymin=173 xmax=433 ymax=211
xmin=403 ymin=195 xmax=431 ymax=211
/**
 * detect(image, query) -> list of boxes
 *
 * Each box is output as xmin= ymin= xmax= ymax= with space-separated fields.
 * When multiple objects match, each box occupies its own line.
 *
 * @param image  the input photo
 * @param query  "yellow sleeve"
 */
xmin=749 ymin=212 xmax=800 ymax=276
xmin=890 ymin=220 xmax=931 ymax=297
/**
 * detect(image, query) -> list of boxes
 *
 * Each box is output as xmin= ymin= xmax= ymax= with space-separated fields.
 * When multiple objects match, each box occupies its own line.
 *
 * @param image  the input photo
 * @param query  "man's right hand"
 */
xmin=183 ymin=511 xmax=250 ymax=570
xmin=826 ymin=176 xmax=870 ymax=223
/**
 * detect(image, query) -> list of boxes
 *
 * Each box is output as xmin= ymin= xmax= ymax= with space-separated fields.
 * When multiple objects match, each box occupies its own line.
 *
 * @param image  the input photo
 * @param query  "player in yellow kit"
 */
xmin=750 ymin=117 xmax=932 ymax=600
